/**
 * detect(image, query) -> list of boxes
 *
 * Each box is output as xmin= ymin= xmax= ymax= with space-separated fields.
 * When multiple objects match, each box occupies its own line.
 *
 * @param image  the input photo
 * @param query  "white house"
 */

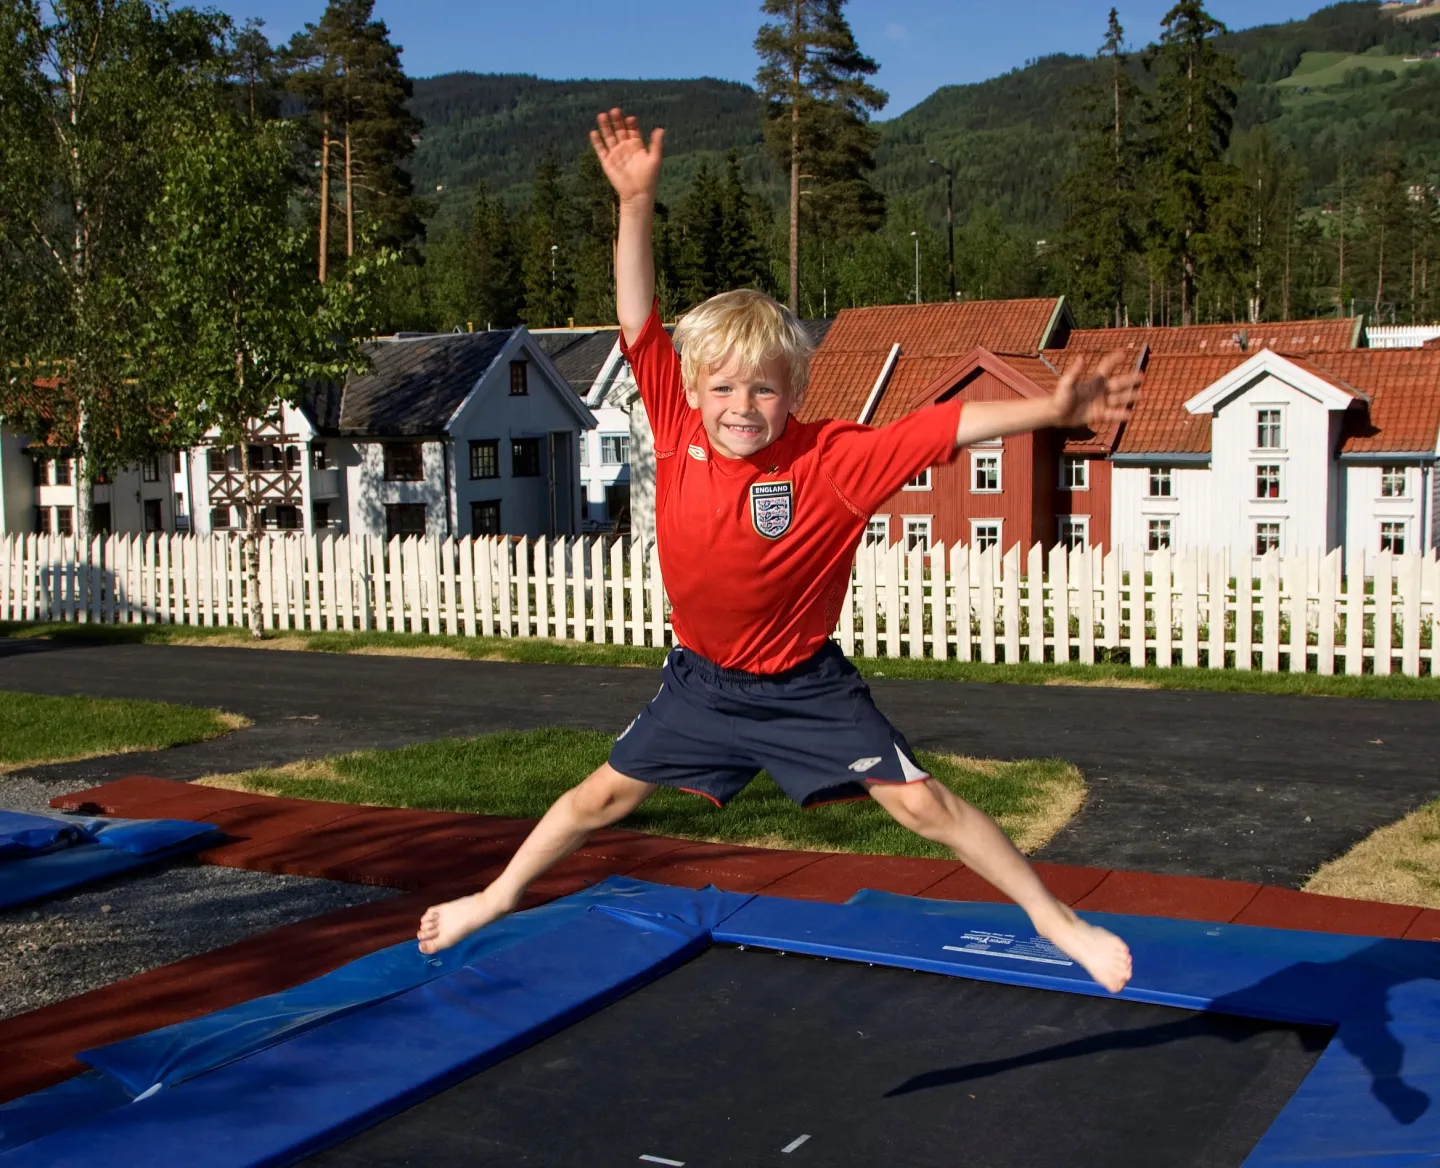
xmin=1109 ymin=348 xmax=1439 ymax=566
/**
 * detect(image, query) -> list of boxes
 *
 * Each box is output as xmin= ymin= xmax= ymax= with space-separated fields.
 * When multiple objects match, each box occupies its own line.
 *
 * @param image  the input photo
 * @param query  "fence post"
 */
xmin=1400 ymin=553 xmax=1422 ymax=677
xmin=1026 ymin=543 xmax=1045 ymax=664
xmin=1374 ymin=551 xmax=1394 ymax=677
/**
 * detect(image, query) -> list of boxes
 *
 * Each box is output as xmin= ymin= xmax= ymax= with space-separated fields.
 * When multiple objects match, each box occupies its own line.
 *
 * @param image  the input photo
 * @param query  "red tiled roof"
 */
xmin=800 ymin=298 xmax=1064 ymax=424
xmin=1112 ymin=354 xmax=1250 ymax=455
xmin=1065 ymin=318 xmax=1361 ymax=357
xmin=1309 ymin=350 xmax=1440 ymax=453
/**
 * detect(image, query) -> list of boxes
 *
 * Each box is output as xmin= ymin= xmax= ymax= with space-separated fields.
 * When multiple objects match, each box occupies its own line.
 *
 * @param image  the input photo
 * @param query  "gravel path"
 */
xmin=0 ymin=859 xmax=395 ymax=1021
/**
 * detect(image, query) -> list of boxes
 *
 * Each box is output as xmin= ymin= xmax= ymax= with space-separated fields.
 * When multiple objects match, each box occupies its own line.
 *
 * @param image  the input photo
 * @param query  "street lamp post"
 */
xmin=550 ymin=243 xmax=559 ymax=326
xmin=929 ymin=158 xmax=955 ymax=301
xmin=910 ymin=231 xmax=920 ymax=305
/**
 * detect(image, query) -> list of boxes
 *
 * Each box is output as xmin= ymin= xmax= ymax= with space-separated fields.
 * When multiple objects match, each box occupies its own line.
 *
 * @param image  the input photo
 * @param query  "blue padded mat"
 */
xmin=0 ymin=810 xmax=221 ymax=910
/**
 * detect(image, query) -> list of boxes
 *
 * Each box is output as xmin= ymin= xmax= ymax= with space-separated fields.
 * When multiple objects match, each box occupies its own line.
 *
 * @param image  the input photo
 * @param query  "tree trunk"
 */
xmin=344 ymin=117 xmax=354 ymax=258
xmin=1337 ymin=172 xmax=1346 ymax=313
xmin=788 ymin=2 xmax=801 ymax=315
xmin=319 ymin=113 xmax=331 ymax=284
xmin=1375 ymin=219 xmax=1386 ymax=317
xmin=239 ymin=425 xmax=264 ymax=639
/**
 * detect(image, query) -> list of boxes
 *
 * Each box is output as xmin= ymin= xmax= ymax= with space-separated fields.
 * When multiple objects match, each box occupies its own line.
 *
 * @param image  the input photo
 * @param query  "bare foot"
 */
xmin=1041 ymin=913 xmax=1133 ymax=993
xmin=416 ymin=885 xmax=517 ymax=955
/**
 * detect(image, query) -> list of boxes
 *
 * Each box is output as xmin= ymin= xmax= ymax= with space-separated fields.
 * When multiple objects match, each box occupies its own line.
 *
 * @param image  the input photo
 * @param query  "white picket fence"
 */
xmin=2 ymin=532 xmax=1437 ymax=676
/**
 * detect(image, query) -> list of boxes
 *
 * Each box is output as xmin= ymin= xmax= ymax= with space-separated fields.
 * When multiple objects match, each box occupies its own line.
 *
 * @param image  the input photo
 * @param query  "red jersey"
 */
xmin=621 ymin=304 xmax=963 ymax=674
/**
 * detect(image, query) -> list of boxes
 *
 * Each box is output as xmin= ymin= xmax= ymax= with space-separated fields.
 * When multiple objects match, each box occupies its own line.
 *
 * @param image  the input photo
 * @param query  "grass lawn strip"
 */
xmin=0 ymin=690 xmax=248 ymax=773
xmin=196 ymin=728 xmax=1085 ymax=860
xmin=6 ymin=622 xmax=1437 ymax=701
xmin=1305 ymin=797 xmax=1440 ymax=910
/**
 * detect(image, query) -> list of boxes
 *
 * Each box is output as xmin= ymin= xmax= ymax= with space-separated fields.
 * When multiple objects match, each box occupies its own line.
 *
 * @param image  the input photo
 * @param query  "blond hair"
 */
xmin=672 ymin=288 xmax=813 ymax=399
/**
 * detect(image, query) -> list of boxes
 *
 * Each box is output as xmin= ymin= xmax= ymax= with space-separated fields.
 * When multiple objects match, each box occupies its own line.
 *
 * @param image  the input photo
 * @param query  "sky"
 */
xmin=218 ymin=0 xmax=1332 ymax=118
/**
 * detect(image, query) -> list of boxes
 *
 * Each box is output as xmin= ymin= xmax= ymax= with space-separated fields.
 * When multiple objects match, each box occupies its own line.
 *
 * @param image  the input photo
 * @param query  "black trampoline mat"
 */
xmin=305 ymin=946 xmax=1333 ymax=1168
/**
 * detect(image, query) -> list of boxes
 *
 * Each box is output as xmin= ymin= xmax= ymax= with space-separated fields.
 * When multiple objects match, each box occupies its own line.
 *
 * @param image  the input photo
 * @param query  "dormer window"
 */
xmin=1256 ymin=408 xmax=1282 ymax=449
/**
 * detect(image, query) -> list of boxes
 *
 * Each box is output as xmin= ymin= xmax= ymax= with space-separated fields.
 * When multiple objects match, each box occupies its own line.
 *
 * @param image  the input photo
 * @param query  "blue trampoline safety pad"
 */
xmin=0 ymin=810 xmax=221 ymax=910
xmin=3 ymin=877 xmax=1439 ymax=1168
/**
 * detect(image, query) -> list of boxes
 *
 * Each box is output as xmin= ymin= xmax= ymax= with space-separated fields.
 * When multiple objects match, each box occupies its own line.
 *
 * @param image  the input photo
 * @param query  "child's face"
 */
xmin=686 ymin=349 xmax=798 ymax=461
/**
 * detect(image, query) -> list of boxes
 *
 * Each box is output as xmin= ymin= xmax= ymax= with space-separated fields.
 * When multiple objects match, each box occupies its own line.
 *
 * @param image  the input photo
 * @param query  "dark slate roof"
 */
xmin=300 ymin=380 xmax=343 ymax=432
xmin=319 ymin=331 xmax=514 ymax=437
xmin=802 ymin=318 xmax=833 ymax=347
xmin=534 ymin=329 xmax=620 ymax=393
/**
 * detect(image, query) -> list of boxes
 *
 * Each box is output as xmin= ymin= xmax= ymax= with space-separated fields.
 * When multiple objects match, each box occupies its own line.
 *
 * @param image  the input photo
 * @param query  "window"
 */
xmin=1148 ymin=518 xmax=1172 ymax=551
xmin=972 ymin=522 xmax=1000 ymax=552
xmin=55 ymin=506 xmax=73 ymax=536
xmin=1148 ymin=467 xmax=1172 ymax=498
xmin=312 ymin=502 xmax=330 ymax=529
xmin=1256 ymin=408 xmax=1282 ymax=449
xmin=1381 ymin=466 xmax=1408 ymax=498
xmin=1255 ymin=522 xmax=1280 ymax=556
xmin=904 ymin=468 xmax=932 ymax=491
xmin=274 ymin=505 xmax=300 ymax=530
xmin=92 ymin=502 xmax=111 ymax=534
xmin=143 ymin=498 xmax=163 ymax=532
xmin=509 ymin=360 xmax=529 ymax=396
xmin=36 ymin=507 xmax=51 ymax=534
xmin=53 ymin=458 xmax=72 ymax=486
xmin=1058 ymin=516 xmax=1088 ymax=549
xmin=511 ymin=438 xmax=542 ymax=477
xmin=864 ymin=516 xmax=890 ymax=546
xmin=1061 ymin=457 xmax=1088 ymax=490
xmin=32 ymin=458 xmax=49 ymax=487
xmin=207 ymin=448 xmax=229 ymax=475
xmin=903 ymin=517 xmax=932 ymax=552
xmin=469 ymin=439 xmax=499 ymax=480
xmin=471 ymin=500 xmax=501 ymax=535
xmin=606 ymin=484 xmax=632 ymax=531
xmin=1255 ymin=464 xmax=1281 ymax=499
xmin=210 ymin=506 xmax=231 ymax=530
xmin=142 ymin=456 xmax=161 ymax=482
xmin=600 ymin=434 xmax=630 ymax=466
xmin=1380 ymin=521 xmax=1407 ymax=555
xmin=311 ymin=444 xmax=328 ymax=470
xmin=384 ymin=503 xmax=427 ymax=540
xmin=579 ymin=438 xmax=589 ymax=467
xmin=972 ymin=453 xmax=1000 ymax=493
xmin=384 ymin=442 xmax=424 ymax=481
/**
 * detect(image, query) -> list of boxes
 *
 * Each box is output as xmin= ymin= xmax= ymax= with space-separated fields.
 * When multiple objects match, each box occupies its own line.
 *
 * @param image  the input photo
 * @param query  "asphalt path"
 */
xmin=3 ymin=637 xmax=1437 ymax=888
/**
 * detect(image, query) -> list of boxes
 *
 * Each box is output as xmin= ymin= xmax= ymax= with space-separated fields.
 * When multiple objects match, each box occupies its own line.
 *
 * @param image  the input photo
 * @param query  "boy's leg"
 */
xmin=866 ymin=778 xmax=1132 ymax=993
xmin=417 ymin=762 xmax=655 ymax=954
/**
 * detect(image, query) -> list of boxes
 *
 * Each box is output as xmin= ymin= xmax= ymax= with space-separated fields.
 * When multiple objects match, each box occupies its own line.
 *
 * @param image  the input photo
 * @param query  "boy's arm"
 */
xmin=953 ymin=352 xmax=1140 ymax=447
xmin=590 ymin=108 xmax=663 ymax=345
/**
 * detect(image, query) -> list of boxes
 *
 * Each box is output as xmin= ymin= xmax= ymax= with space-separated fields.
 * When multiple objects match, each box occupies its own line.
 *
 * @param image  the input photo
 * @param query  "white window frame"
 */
xmin=600 ymin=434 xmax=629 ymax=466
xmin=970 ymin=451 xmax=1001 ymax=493
xmin=1380 ymin=466 xmax=1408 ymax=499
xmin=1380 ymin=520 xmax=1407 ymax=555
xmin=970 ymin=518 xmax=1002 ymax=552
xmin=1254 ymin=463 xmax=1282 ymax=501
xmin=902 ymin=515 xmax=932 ymax=552
xmin=903 ymin=468 xmax=932 ymax=491
xmin=1147 ymin=518 xmax=1173 ymax=551
xmin=1254 ymin=521 xmax=1281 ymax=556
xmin=1060 ymin=456 xmax=1088 ymax=491
xmin=578 ymin=436 xmax=589 ymax=468
xmin=864 ymin=515 xmax=890 ymax=546
xmin=1058 ymin=515 xmax=1088 ymax=549
xmin=1147 ymin=466 xmax=1173 ymax=499
xmin=1255 ymin=406 xmax=1285 ymax=452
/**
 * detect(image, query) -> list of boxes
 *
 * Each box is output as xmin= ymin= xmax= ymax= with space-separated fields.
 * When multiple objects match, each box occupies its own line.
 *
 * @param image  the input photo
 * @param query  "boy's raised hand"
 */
xmin=589 ymin=107 xmax=664 ymax=204
xmin=1050 ymin=351 xmax=1141 ymax=431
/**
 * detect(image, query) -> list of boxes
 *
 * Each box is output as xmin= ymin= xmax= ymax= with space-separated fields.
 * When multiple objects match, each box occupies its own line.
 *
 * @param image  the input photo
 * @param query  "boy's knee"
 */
xmin=870 ymin=778 xmax=958 ymax=833
xmin=569 ymin=763 xmax=652 ymax=825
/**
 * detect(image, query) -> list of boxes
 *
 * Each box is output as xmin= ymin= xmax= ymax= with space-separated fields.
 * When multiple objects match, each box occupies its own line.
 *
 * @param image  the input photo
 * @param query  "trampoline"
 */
xmin=2 ymin=877 xmax=1438 ymax=1167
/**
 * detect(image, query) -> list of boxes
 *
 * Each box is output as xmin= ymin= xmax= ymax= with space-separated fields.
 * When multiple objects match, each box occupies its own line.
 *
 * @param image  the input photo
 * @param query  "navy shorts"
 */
xmin=608 ymin=641 xmax=931 ymax=808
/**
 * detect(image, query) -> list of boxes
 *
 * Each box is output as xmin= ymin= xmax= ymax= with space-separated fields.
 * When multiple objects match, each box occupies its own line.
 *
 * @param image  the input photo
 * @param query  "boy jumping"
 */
xmin=419 ymin=108 xmax=1139 ymax=994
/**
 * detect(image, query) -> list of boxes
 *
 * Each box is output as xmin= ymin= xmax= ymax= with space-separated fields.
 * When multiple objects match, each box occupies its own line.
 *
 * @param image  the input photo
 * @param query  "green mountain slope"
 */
xmin=407 ymin=1 xmax=1440 ymax=235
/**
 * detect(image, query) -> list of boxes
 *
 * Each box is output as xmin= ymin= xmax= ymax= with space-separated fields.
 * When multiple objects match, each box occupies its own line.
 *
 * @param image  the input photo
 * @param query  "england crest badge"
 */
xmin=750 ymin=480 xmax=793 ymax=540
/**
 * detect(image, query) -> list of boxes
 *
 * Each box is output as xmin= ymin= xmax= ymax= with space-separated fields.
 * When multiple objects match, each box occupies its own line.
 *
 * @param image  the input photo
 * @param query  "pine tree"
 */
xmin=521 ymin=157 xmax=575 ymax=327
xmin=287 ymin=0 xmax=422 ymax=282
xmin=677 ymin=161 xmax=726 ymax=307
xmin=755 ymin=0 xmax=886 ymax=311
xmin=429 ymin=181 xmax=522 ymax=330
xmin=1057 ymin=10 xmax=1140 ymax=328
xmin=718 ymin=150 xmax=768 ymax=292
xmin=1142 ymin=0 xmax=1244 ymax=325
xmin=569 ymin=150 xmax=618 ymax=326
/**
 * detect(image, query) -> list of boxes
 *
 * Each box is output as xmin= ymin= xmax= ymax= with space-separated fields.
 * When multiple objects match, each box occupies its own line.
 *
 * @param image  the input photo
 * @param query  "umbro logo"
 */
xmin=687 ymin=444 xmax=707 ymax=461
xmin=848 ymin=756 xmax=883 ymax=773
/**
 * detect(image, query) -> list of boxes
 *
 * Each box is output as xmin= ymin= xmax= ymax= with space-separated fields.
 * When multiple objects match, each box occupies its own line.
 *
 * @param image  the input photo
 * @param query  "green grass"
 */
xmin=0 ymin=690 xmax=246 ymax=772
xmin=1274 ymin=48 xmax=1439 ymax=89
xmin=206 ymin=728 xmax=1082 ymax=859
xmin=5 ymin=620 xmax=1437 ymax=701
